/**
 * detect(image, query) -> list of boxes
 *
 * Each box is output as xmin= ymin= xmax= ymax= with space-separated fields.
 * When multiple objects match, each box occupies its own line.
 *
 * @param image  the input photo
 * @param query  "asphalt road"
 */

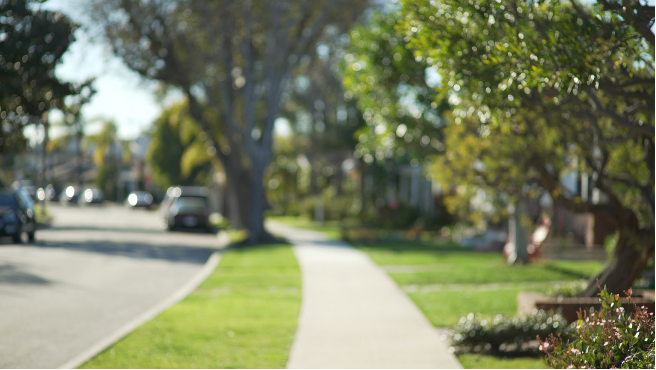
xmin=0 ymin=204 xmax=220 ymax=368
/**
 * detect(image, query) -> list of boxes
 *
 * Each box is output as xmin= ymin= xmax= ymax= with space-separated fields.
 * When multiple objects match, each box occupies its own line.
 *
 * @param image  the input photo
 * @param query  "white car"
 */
xmin=126 ymin=191 xmax=154 ymax=209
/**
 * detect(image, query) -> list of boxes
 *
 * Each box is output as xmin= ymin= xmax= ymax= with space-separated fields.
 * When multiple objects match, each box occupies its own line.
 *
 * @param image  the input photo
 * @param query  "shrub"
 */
xmin=322 ymin=195 xmax=359 ymax=221
xmin=451 ymin=310 xmax=573 ymax=356
xmin=294 ymin=195 xmax=360 ymax=222
xmin=539 ymin=287 xmax=655 ymax=369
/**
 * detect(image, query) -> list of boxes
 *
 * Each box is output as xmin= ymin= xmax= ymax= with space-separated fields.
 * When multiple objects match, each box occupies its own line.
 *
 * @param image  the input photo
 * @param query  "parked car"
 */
xmin=0 ymin=189 xmax=36 ymax=243
xmin=59 ymin=186 xmax=81 ymax=206
xmin=11 ymin=181 xmax=37 ymax=203
xmin=45 ymin=184 xmax=61 ymax=202
xmin=20 ymin=186 xmax=38 ymax=203
xmin=78 ymin=188 xmax=104 ymax=205
xmin=126 ymin=191 xmax=154 ymax=209
xmin=161 ymin=187 xmax=213 ymax=232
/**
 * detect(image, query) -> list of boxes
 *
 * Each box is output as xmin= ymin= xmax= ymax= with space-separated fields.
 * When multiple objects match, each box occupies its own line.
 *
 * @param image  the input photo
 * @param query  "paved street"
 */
xmin=0 ymin=204 xmax=220 ymax=368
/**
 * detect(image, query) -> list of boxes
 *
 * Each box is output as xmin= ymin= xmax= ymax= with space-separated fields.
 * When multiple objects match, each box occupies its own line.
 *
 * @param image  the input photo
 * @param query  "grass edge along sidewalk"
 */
xmin=81 ymin=243 xmax=301 ymax=369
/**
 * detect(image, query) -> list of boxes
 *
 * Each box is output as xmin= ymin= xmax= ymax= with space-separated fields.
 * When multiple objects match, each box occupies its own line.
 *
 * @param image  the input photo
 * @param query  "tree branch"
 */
xmin=241 ymin=0 xmax=256 ymax=134
xmin=587 ymin=90 xmax=655 ymax=137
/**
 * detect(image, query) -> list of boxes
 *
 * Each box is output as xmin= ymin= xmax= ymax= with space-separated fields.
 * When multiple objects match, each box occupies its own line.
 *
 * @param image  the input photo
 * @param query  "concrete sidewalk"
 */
xmin=267 ymin=221 xmax=462 ymax=369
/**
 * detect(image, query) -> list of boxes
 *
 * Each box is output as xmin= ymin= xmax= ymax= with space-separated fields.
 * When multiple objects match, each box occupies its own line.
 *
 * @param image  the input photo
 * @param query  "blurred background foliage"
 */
xmin=400 ymin=0 xmax=654 ymax=295
xmin=146 ymin=102 xmax=216 ymax=189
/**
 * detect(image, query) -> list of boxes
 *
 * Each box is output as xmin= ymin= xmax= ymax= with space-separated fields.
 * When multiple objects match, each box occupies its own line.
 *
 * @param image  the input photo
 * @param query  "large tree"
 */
xmin=0 ymin=0 xmax=79 ymax=153
xmin=91 ymin=0 xmax=369 ymax=243
xmin=402 ymin=0 xmax=654 ymax=296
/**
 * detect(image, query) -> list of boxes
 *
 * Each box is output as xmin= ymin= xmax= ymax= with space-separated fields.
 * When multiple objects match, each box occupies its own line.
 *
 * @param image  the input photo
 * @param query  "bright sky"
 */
xmin=26 ymin=0 xmax=177 ymax=143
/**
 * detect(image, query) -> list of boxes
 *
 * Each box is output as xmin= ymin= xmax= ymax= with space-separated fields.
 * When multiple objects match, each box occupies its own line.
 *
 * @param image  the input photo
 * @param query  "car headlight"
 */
xmin=85 ymin=189 xmax=93 ymax=202
xmin=128 ymin=194 xmax=138 ymax=206
xmin=66 ymin=186 xmax=75 ymax=198
xmin=3 ymin=211 xmax=17 ymax=223
xmin=144 ymin=194 xmax=153 ymax=204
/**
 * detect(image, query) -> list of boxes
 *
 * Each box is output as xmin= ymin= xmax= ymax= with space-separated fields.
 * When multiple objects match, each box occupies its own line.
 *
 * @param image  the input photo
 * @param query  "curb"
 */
xmin=58 ymin=250 xmax=222 ymax=369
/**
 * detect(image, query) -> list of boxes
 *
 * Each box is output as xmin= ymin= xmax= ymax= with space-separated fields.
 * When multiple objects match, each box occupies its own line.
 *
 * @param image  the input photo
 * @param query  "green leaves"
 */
xmin=146 ymin=101 xmax=215 ymax=188
xmin=398 ymin=0 xmax=654 ymax=255
xmin=0 ymin=0 xmax=79 ymax=153
xmin=341 ymin=11 xmax=445 ymax=164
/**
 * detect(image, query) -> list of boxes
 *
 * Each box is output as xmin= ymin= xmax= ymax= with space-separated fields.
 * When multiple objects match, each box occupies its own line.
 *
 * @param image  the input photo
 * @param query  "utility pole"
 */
xmin=115 ymin=137 xmax=121 ymax=202
xmin=76 ymin=121 xmax=83 ymax=188
xmin=41 ymin=112 xmax=49 ymax=216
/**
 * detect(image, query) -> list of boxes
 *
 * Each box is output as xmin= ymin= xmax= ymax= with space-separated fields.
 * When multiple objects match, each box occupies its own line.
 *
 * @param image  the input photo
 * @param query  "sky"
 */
xmin=26 ymin=0 xmax=179 ymax=143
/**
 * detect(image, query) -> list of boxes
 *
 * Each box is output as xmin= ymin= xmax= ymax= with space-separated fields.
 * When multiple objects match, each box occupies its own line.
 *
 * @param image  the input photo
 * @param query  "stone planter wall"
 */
xmin=518 ymin=290 xmax=655 ymax=323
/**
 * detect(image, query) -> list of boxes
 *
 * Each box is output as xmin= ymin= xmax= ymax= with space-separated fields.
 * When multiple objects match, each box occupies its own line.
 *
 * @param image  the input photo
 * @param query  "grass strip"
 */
xmin=457 ymin=354 xmax=547 ymax=369
xmin=81 ymin=244 xmax=301 ymax=369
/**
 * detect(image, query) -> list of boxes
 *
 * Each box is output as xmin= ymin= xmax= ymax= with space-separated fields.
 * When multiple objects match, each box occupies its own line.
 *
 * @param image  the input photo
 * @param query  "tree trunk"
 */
xmin=507 ymin=199 xmax=529 ymax=265
xmin=223 ymin=157 xmax=274 ymax=244
xmin=223 ymin=163 xmax=248 ymax=229
xmin=359 ymin=159 xmax=367 ymax=217
xmin=335 ymin=157 xmax=343 ymax=196
xmin=310 ymin=163 xmax=318 ymax=195
xmin=578 ymin=226 xmax=654 ymax=297
xmin=244 ymin=163 xmax=274 ymax=244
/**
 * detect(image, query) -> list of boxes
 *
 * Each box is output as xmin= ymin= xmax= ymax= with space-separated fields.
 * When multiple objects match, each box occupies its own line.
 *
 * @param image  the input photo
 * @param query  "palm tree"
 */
xmin=88 ymin=121 xmax=122 ymax=200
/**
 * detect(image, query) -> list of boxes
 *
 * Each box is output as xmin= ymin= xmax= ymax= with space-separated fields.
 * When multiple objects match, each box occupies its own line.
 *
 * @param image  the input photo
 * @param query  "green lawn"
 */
xmin=458 ymin=354 xmax=548 ymax=369
xmin=408 ymin=285 xmax=553 ymax=327
xmin=353 ymin=240 xmax=603 ymax=326
xmin=356 ymin=241 xmax=602 ymax=368
xmin=359 ymin=241 xmax=601 ymax=285
xmin=82 ymin=244 xmax=301 ymax=369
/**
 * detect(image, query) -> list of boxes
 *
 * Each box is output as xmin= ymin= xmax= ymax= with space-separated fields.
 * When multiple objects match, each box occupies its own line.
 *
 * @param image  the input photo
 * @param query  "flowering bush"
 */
xmin=539 ymin=287 xmax=655 ymax=369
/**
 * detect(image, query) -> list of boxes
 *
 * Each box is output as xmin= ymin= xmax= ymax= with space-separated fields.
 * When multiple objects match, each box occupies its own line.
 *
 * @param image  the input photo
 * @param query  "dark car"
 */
xmin=126 ymin=191 xmax=154 ymax=209
xmin=161 ymin=187 xmax=213 ymax=232
xmin=20 ymin=186 xmax=38 ymax=203
xmin=11 ymin=181 xmax=38 ymax=203
xmin=0 ymin=189 xmax=36 ymax=243
xmin=78 ymin=188 xmax=104 ymax=205
xmin=59 ymin=186 xmax=81 ymax=206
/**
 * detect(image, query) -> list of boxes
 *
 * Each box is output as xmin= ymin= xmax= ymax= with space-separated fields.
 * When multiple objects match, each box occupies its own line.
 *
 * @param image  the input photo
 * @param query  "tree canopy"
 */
xmin=400 ymin=0 xmax=654 ymax=295
xmin=0 ymin=0 xmax=79 ymax=153
xmin=341 ymin=11 xmax=447 ymax=165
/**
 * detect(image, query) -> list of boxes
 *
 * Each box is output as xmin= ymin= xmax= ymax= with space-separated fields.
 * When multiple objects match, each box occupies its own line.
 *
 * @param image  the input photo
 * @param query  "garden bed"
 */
xmin=518 ymin=290 xmax=655 ymax=323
